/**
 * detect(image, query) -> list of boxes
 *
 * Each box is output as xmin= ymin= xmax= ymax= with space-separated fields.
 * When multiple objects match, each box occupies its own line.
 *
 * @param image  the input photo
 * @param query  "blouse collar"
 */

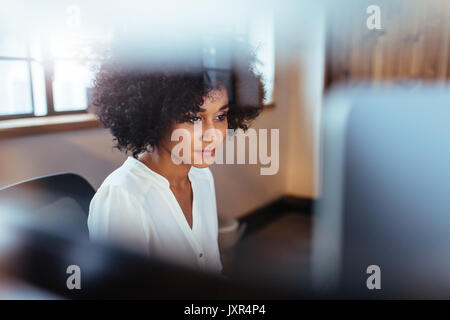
xmin=125 ymin=156 xmax=196 ymax=188
xmin=125 ymin=156 xmax=170 ymax=188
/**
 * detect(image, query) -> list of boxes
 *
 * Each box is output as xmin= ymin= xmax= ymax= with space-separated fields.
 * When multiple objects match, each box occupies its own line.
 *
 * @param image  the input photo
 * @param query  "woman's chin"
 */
xmin=192 ymin=161 xmax=213 ymax=168
xmin=192 ymin=156 xmax=216 ymax=168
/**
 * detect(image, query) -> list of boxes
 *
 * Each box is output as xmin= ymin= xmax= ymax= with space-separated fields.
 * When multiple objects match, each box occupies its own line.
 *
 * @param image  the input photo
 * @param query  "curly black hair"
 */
xmin=91 ymin=38 xmax=265 ymax=158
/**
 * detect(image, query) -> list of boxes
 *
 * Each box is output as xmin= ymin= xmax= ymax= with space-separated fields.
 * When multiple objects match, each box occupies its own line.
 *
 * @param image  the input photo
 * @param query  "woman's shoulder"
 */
xmin=96 ymin=157 xmax=154 ymax=195
xmin=89 ymin=176 xmax=146 ymax=231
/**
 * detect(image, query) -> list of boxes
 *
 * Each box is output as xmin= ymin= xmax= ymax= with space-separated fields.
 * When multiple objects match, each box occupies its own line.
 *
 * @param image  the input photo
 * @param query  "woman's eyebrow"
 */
xmin=197 ymin=105 xmax=229 ymax=113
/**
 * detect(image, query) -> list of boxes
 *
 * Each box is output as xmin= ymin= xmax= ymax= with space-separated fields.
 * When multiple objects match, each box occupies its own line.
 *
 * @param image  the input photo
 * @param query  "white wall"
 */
xmin=0 ymin=128 xmax=127 ymax=190
xmin=284 ymin=11 xmax=325 ymax=199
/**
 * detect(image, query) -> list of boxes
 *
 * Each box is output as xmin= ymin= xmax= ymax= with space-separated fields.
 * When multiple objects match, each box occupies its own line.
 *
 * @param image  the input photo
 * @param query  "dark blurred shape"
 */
xmin=313 ymin=85 xmax=450 ymax=299
xmin=0 ymin=173 xmax=94 ymax=238
xmin=0 ymin=222 xmax=308 ymax=299
xmin=0 ymin=173 xmax=309 ymax=299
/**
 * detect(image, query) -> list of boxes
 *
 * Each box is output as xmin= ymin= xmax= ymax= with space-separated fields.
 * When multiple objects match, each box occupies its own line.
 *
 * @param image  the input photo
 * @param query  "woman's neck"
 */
xmin=138 ymin=147 xmax=191 ymax=188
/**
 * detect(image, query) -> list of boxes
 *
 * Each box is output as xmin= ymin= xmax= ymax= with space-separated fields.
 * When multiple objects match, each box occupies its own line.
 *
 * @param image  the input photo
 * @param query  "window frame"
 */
xmin=0 ymin=44 xmax=90 ymax=121
xmin=0 ymin=55 xmax=36 ymax=120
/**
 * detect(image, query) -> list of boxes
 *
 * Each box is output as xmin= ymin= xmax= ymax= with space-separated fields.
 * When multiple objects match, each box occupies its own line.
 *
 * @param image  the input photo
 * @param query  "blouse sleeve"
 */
xmin=88 ymin=185 xmax=150 ymax=256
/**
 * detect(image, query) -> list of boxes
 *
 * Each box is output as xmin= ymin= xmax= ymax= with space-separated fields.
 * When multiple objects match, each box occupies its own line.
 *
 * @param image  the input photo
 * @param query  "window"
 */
xmin=248 ymin=10 xmax=275 ymax=106
xmin=0 ymin=31 xmax=99 ymax=120
xmin=201 ymin=12 xmax=275 ymax=108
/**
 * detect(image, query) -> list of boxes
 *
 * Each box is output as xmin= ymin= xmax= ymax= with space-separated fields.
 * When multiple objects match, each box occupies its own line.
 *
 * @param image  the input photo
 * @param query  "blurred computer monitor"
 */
xmin=312 ymin=85 xmax=450 ymax=298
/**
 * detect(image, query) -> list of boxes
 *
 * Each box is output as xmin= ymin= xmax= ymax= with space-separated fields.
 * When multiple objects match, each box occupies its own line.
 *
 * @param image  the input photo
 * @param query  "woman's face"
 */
xmin=161 ymin=86 xmax=229 ymax=168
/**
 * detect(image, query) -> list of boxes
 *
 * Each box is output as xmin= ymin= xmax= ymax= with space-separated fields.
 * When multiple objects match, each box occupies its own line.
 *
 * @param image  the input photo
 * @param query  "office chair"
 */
xmin=0 ymin=173 xmax=95 ymax=238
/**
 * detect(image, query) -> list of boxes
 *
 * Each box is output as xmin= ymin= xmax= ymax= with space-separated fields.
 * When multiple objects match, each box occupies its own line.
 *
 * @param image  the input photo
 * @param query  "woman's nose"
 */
xmin=202 ymin=122 xmax=219 ymax=142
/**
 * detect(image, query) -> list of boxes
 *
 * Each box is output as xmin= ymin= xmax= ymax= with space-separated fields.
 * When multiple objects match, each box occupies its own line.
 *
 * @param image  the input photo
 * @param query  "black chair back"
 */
xmin=0 ymin=173 xmax=95 ymax=238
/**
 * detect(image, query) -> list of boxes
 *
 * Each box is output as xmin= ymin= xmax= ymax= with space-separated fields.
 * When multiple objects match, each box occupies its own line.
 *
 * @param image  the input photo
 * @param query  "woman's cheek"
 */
xmin=219 ymin=121 xmax=228 ymax=143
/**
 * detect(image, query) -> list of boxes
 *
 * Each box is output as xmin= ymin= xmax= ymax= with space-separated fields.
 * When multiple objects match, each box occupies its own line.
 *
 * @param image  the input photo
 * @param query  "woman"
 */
xmin=88 ymin=42 xmax=263 ymax=274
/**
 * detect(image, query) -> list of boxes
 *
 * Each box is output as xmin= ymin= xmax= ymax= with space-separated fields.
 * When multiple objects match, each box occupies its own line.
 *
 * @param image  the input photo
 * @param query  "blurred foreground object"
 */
xmin=313 ymin=85 xmax=450 ymax=298
xmin=0 ymin=206 xmax=306 ymax=299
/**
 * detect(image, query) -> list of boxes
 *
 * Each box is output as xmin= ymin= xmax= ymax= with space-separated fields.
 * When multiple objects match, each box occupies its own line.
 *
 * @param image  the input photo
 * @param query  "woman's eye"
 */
xmin=216 ymin=113 xmax=228 ymax=121
xmin=188 ymin=116 xmax=202 ymax=123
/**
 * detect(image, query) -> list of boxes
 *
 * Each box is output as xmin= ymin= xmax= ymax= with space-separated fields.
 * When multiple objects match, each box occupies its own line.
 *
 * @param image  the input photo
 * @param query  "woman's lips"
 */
xmin=195 ymin=148 xmax=215 ymax=157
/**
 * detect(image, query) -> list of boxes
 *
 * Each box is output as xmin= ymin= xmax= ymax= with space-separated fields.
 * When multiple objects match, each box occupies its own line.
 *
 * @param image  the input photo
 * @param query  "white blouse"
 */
xmin=88 ymin=156 xmax=223 ymax=274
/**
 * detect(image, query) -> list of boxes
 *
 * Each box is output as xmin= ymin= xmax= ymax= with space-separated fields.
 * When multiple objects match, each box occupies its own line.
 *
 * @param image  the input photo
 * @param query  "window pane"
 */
xmin=50 ymin=33 xmax=79 ymax=59
xmin=0 ymin=61 xmax=33 ymax=116
xmin=249 ymin=12 xmax=275 ymax=105
xmin=52 ymin=60 xmax=94 ymax=112
xmin=31 ymin=61 xmax=47 ymax=116
xmin=29 ymin=34 xmax=44 ymax=62
xmin=0 ymin=33 xmax=28 ymax=57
